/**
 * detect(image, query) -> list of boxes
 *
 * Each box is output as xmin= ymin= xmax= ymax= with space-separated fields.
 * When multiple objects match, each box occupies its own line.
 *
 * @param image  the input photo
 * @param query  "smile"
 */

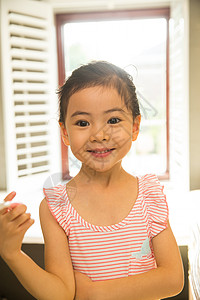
xmin=87 ymin=148 xmax=115 ymax=153
xmin=87 ymin=148 xmax=115 ymax=157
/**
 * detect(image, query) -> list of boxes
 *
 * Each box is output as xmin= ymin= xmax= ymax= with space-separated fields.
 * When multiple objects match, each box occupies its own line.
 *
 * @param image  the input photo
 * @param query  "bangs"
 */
xmin=58 ymin=61 xmax=140 ymax=123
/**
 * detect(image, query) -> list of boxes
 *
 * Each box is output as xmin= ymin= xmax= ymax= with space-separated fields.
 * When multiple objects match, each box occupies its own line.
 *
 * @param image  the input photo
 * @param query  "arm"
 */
xmin=0 ymin=195 xmax=75 ymax=300
xmin=76 ymin=221 xmax=184 ymax=300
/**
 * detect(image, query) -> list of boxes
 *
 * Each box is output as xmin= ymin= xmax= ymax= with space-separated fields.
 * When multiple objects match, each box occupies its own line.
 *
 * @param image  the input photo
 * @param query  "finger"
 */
xmin=6 ymin=204 xmax=27 ymax=222
xmin=0 ymin=202 xmax=21 ymax=216
xmin=12 ymin=213 xmax=32 ymax=227
xmin=4 ymin=191 xmax=16 ymax=202
xmin=10 ymin=203 xmax=21 ymax=209
xmin=0 ymin=192 xmax=17 ymax=213
xmin=18 ymin=218 xmax=35 ymax=233
xmin=0 ymin=202 xmax=11 ymax=214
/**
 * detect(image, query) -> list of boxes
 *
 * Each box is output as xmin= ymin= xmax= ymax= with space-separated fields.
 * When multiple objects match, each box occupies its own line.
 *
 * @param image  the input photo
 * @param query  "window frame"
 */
xmin=56 ymin=7 xmax=170 ymax=181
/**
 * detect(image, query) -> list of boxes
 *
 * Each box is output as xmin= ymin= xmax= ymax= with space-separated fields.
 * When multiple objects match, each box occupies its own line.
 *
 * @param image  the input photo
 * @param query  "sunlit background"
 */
xmin=64 ymin=18 xmax=167 ymax=176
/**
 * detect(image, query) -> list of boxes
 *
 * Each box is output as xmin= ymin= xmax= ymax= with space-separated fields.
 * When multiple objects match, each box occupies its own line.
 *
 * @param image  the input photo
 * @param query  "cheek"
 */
xmin=111 ymin=125 xmax=133 ymax=147
xmin=69 ymin=130 xmax=90 ymax=154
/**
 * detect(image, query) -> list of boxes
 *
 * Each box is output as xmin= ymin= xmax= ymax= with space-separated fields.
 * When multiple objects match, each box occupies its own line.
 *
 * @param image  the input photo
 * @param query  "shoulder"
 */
xmin=139 ymin=173 xmax=167 ymax=207
xmin=39 ymin=198 xmax=63 ymax=242
xmin=139 ymin=173 xmax=167 ymax=203
xmin=39 ymin=198 xmax=59 ymax=227
xmin=43 ymin=184 xmax=69 ymax=217
xmin=42 ymin=184 xmax=71 ymax=235
xmin=139 ymin=174 xmax=169 ymax=238
xmin=43 ymin=184 xmax=66 ymax=200
xmin=139 ymin=173 xmax=164 ymax=193
xmin=39 ymin=198 xmax=51 ymax=219
xmin=40 ymin=197 xmax=71 ymax=243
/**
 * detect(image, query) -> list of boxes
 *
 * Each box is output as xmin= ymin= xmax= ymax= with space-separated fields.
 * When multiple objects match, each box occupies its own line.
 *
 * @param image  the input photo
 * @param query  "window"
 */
xmin=56 ymin=8 xmax=169 ymax=180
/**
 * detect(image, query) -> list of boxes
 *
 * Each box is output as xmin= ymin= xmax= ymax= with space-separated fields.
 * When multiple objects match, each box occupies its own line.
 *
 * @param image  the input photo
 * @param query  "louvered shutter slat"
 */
xmin=15 ymin=105 xmax=49 ymax=113
xmin=15 ymin=115 xmax=49 ymax=124
xmin=9 ymin=24 xmax=47 ymax=39
xmin=17 ymin=145 xmax=49 ymax=156
xmin=11 ymin=49 xmax=48 ymax=60
xmin=17 ymin=155 xmax=50 ymax=166
xmin=12 ymin=60 xmax=48 ymax=71
xmin=18 ymin=166 xmax=50 ymax=177
xmin=10 ymin=37 xmax=48 ymax=50
xmin=13 ymin=94 xmax=49 ymax=102
xmin=16 ymin=126 xmax=48 ymax=135
xmin=13 ymin=82 xmax=49 ymax=92
xmin=16 ymin=135 xmax=49 ymax=145
xmin=12 ymin=71 xmax=48 ymax=82
xmin=8 ymin=12 xmax=48 ymax=28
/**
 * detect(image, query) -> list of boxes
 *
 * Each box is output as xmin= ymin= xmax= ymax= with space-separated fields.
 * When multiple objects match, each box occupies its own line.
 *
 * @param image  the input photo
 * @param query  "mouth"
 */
xmin=87 ymin=148 xmax=115 ymax=154
xmin=87 ymin=148 xmax=115 ymax=158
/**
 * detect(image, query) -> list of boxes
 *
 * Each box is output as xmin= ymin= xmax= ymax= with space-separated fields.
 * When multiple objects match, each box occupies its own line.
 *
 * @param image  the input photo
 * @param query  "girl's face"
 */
xmin=61 ymin=86 xmax=141 ymax=173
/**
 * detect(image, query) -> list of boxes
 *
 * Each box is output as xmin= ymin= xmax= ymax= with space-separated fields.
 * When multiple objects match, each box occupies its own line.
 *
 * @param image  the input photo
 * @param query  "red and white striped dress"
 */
xmin=43 ymin=174 xmax=169 ymax=281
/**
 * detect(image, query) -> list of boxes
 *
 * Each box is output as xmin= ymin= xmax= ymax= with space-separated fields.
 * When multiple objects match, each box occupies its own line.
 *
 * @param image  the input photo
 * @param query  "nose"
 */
xmin=89 ymin=125 xmax=110 ymax=143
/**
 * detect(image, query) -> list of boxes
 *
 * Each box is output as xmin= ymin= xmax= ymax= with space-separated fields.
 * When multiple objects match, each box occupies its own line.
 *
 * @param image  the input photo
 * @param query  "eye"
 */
xmin=75 ymin=120 xmax=90 ymax=127
xmin=108 ymin=117 xmax=121 ymax=124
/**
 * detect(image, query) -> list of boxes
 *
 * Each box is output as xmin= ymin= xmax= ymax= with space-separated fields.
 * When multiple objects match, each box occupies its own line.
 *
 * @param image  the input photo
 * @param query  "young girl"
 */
xmin=0 ymin=61 xmax=184 ymax=300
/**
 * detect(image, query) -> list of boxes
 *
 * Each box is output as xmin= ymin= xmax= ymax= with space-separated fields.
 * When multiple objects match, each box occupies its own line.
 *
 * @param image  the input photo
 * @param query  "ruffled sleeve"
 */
xmin=43 ymin=184 xmax=71 ymax=236
xmin=142 ymin=174 xmax=169 ymax=238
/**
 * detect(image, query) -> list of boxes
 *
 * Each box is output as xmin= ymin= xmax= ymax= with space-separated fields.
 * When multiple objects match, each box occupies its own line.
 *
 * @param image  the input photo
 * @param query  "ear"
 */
xmin=59 ymin=122 xmax=70 ymax=146
xmin=132 ymin=115 xmax=141 ymax=142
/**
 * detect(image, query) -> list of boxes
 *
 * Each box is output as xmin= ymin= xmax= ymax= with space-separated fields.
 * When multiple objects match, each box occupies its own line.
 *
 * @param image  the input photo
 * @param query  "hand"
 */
xmin=74 ymin=271 xmax=93 ymax=300
xmin=0 ymin=192 xmax=34 ymax=261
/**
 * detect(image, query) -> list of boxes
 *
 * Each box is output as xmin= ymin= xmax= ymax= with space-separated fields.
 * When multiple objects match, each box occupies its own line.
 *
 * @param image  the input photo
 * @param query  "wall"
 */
xmin=48 ymin=0 xmax=171 ymax=13
xmin=169 ymin=0 xmax=190 ymax=191
xmin=0 ymin=0 xmax=7 ymax=190
xmin=189 ymin=0 xmax=200 ymax=190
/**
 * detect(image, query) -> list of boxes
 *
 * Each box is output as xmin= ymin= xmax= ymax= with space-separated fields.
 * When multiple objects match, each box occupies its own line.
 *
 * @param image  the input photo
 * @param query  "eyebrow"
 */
xmin=70 ymin=107 xmax=126 ymax=118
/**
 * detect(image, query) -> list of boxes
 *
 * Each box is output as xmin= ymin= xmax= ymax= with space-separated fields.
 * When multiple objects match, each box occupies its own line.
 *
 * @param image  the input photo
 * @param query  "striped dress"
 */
xmin=43 ymin=174 xmax=169 ymax=281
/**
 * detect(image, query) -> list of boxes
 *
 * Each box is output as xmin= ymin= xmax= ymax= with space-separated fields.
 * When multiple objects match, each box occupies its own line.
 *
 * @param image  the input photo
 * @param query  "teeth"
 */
xmin=88 ymin=148 xmax=115 ymax=154
xmin=96 ymin=150 xmax=109 ymax=153
xmin=94 ymin=150 xmax=110 ymax=153
xmin=89 ymin=149 xmax=112 ymax=153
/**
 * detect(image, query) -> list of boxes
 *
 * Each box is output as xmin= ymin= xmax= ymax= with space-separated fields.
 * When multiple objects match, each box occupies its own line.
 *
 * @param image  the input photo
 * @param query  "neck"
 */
xmin=77 ymin=162 xmax=126 ymax=189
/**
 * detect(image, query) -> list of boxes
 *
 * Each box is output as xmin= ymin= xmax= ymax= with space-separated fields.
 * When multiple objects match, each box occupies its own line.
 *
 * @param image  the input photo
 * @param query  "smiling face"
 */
xmin=61 ymin=86 xmax=141 ymax=173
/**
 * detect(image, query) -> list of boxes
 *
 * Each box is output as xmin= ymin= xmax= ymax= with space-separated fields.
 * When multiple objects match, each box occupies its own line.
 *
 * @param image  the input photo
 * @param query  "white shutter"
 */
xmin=1 ymin=0 xmax=61 ymax=191
xmin=169 ymin=1 xmax=189 ymax=191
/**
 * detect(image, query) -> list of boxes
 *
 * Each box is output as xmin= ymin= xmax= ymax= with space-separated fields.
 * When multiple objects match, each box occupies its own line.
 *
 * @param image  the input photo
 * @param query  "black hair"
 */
xmin=58 ymin=61 xmax=140 ymax=124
